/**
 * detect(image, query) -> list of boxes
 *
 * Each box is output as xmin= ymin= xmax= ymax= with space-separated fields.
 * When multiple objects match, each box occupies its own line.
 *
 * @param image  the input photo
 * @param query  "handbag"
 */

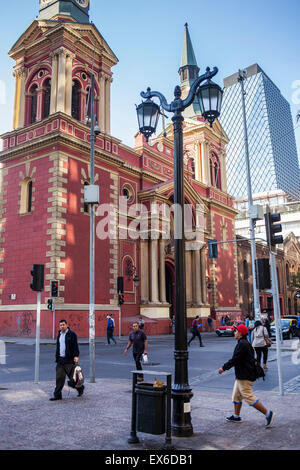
xmin=263 ymin=328 xmax=272 ymax=348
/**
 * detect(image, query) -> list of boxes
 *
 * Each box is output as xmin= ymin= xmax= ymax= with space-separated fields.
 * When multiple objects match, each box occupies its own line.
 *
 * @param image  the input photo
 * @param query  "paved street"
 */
xmin=1 ymin=333 xmax=300 ymax=452
xmin=1 ymin=333 xmax=300 ymax=394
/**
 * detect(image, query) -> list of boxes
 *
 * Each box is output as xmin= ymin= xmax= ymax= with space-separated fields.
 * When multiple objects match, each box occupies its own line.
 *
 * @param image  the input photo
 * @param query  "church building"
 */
xmin=0 ymin=0 xmax=241 ymax=338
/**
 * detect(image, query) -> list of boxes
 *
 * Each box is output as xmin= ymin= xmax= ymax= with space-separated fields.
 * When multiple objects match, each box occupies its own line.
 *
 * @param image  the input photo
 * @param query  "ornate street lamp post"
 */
xmin=136 ymin=66 xmax=223 ymax=437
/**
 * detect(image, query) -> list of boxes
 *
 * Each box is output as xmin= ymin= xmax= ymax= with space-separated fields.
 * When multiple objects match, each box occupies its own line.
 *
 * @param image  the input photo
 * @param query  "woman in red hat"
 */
xmin=218 ymin=324 xmax=275 ymax=427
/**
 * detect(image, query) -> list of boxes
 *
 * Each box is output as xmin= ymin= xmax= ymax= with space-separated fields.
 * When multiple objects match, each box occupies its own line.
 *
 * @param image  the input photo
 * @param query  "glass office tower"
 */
xmin=220 ymin=64 xmax=300 ymax=201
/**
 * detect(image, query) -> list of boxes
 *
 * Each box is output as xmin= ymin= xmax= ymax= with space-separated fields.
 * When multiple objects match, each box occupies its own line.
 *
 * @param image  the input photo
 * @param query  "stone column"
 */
xmin=200 ymin=246 xmax=207 ymax=304
xmin=105 ymin=77 xmax=112 ymax=135
xmin=159 ymin=238 xmax=166 ymax=303
xmin=65 ymin=54 xmax=75 ymax=116
xmin=185 ymin=250 xmax=192 ymax=304
xmin=201 ymin=140 xmax=210 ymax=186
xmin=140 ymin=239 xmax=149 ymax=304
xmin=194 ymin=248 xmax=202 ymax=304
xmin=56 ymin=48 xmax=67 ymax=113
xmin=99 ymin=73 xmax=106 ymax=132
xmin=36 ymin=87 xmax=45 ymax=122
xmin=17 ymin=68 xmax=26 ymax=129
xmin=150 ymin=239 xmax=159 ymax=303
xmin=50 ymin=52 xmax=58 ymax=114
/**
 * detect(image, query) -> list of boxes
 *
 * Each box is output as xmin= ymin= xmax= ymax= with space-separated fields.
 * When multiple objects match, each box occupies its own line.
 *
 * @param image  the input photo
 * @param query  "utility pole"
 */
xmin=238 ymin=69 xmax=261 ymax=321
xmin=89 ymin=74 xmax=96 ymax=383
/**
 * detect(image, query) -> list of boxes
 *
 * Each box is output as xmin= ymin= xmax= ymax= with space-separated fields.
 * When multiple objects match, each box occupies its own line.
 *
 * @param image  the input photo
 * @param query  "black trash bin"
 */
xmin=135 ymin=383 xmax=166 ymax=435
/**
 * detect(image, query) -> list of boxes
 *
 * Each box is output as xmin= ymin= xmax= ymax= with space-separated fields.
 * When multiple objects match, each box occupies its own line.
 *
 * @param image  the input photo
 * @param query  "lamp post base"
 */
xmin=171 ymin=387 xmax=194 ymax=437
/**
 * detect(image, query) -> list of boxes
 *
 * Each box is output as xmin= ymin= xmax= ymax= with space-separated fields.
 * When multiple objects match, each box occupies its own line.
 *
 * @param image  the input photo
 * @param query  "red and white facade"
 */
xmin=0 ymin=9 xmax=241 ymax=338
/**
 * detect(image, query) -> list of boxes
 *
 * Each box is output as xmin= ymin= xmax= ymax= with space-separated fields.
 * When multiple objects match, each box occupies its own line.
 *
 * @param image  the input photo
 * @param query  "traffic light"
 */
xmin=30 ymin=265 xmax=44 ymax=292
xmin=118 ymin=293 xmax=125 ymax=305
xmin=117 ymin=276 xmax=124 ymax=293
xmin=47 ymin=299 xmax=53 ymax=310
xmin=265 ymin=212 xmax=283 ymax=250
xmin=51 ymin=280 xmax=59 ymax=298
xmin=208 ymin=239 xmax=218 ymax=259
xmin=255 ymin=258 xmax=271 ymax=290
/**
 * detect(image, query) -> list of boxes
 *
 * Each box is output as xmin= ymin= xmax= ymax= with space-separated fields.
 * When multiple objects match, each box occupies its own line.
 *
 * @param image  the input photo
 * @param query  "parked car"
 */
xmin=216 ymin=321 xmax=239 ymax=337
xmin=270 ymin=318 xmax=298 ymax=340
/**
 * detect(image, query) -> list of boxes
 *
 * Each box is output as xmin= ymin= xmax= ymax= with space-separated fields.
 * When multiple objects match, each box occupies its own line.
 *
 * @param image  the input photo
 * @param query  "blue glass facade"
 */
xmin=220 ymin=64 xmax=300 ymax=201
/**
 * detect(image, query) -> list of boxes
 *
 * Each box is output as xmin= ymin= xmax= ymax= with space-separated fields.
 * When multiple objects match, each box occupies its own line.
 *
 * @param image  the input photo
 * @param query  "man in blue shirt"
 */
xmin=106 ymin=315 xmax=117 ymax=345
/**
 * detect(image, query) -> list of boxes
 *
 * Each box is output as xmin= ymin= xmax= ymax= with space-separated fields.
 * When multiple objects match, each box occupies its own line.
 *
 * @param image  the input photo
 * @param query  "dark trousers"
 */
xmin=54 ymin=359 xmax=74 ymax=398
xmin=107 ymin=329 xmax=116 ymax=344
xmin=53 ymin=359 xmax=84 ymax=397
xmin=255 ymin=346 xmax=268 ymax=366
xmin=188 ymin=330 xmax=203 ymax=346
xmin=133 ymin=352 xmax=144 ymax=380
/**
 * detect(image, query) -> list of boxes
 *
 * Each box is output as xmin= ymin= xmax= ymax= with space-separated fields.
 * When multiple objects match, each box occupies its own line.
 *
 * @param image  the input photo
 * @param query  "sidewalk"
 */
xmin=1 ymin=335 xmax=299 ymax=451
xmin=1 ymin=376 xmax=300 ymax=451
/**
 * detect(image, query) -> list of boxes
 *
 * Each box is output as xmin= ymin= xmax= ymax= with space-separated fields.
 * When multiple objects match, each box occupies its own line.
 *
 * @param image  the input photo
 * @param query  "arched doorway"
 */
xmin=165 ymin=261 xmax=175 ymax=318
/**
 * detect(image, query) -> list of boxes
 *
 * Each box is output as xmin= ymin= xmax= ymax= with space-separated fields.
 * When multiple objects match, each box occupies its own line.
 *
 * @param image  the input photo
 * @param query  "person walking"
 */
xmin=106 ymin=315 xmax=117 ymax=345
xmin=124 ymin=322 xmax=148 ymax=382
xmin=138 ymin=316 xmax=145 ymax=330
xmin=245 ymin=313 xmax=255 ymax=343
xmin=207 ymin=316 xmax=213 ymax=332
xmin=188 ymin=316 xmax=204 ymax=347
xmin=252 ymin=320 xmax=270 ymax=370
xmin=263 ymin=316 xmax=271 ymax=337
xmin=218 ymin=324 xmax=274 ymax=427
xmin=50 ymin=319 xmax=84 ymax=401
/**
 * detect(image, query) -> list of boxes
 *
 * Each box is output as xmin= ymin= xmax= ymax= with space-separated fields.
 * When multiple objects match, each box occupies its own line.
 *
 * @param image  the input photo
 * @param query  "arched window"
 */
xmin=30 ymin=85 xmax=38 ymax=124
xmin=72 ymin=80 xmax=81 ymax=121
xmin=43 ymin=78 xmax=51 ymax=119
xmin=20 ymin=178 xmax=33 ymax=214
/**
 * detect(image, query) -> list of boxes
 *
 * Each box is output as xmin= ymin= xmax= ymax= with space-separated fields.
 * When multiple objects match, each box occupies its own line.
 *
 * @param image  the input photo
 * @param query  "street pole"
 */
xmin=238 ymin=70 xmax=261 ymax=321
xmin=138 ymin=66 xmax=222 ymax=437
xmin=171 ymin=103 xmax=193 ymax=437
xmin=52 ymin=298 xmax=55 ymax=340
xmin=269 ymin=250 xmax=284 ymax=395
xmin=34 ymin=291 xmax=41 ymax=384
xmin=118 ymin=297 xmax=122 ymax=340
xmin=89 ymin=74 xmax=96 ymax=383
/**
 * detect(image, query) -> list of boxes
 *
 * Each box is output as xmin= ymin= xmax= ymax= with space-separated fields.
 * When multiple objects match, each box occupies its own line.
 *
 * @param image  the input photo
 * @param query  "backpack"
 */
xmin=68 ymin=364 xmax=84 ymax=389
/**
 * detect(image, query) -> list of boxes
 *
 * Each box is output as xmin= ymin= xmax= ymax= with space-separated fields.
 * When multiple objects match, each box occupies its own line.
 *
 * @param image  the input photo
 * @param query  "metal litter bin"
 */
xmin=136 ymin=383 xmax=166 ymax=435
xmin=128 ymin=370 xmax=173 ymax=449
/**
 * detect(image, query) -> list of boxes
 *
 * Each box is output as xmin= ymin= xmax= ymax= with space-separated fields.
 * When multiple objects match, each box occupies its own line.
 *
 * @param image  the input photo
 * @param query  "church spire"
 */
xmin=179 ymin=23 xmax=200 ymax=87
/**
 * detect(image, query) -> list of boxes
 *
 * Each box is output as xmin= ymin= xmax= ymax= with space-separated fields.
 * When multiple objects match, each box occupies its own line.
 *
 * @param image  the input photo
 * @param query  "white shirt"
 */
xmin=59 ymin=328 xmax=68 ymax=357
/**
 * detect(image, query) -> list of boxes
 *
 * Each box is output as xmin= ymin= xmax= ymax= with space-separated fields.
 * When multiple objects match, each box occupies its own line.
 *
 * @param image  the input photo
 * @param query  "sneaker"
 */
xmin=225 ymin=415 xmax=242 ymax=423
xmin=265 ymin=411 xmax=275 ymax=428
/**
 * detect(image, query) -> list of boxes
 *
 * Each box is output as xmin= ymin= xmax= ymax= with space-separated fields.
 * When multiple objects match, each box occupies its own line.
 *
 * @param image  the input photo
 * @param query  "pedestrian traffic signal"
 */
xmin=265 ymin=212 xmax=283 ymax=250
xmin=47 ymin=299 xmax=53 ymax=310
xmin=51 ymin=280 xmax=59 ymax=298
xmin=30 ymin=264 xmax=44 ymax=292
xmin=118 ymin=293 xmax=125 ymax=305
xmin=208 ymin=239 xmax=218 ymax=259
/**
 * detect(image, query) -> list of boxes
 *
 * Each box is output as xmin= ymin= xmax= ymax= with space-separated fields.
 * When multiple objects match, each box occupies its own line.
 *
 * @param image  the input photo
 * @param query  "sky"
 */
xmin=0 ymin=0 xmax=300 ymax=162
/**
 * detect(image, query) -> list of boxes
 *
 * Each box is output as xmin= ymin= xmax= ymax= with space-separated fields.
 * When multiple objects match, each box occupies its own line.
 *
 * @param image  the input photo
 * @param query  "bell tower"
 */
xmin=39 ymin=0 xmax=90 ymax=23
xmin=10 ymin=0 xmax=117 ymax=134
